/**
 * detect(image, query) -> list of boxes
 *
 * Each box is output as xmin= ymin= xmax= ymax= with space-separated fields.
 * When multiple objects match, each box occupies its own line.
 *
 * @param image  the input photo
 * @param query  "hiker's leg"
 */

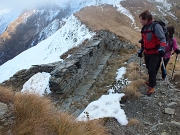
xmin=161 ymin=58 xmax=170 ymax=79
xmin=156 ymin=57 xmax=161 ymax=75
xmin=148 ymin=56 xmax=160 ymax=88
xmin=144 ymin=57 xmax=150 ymax=70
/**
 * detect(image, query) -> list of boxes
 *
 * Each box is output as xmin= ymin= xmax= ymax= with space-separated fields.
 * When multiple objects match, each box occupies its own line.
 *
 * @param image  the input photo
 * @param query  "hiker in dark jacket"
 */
xmin=138 ymin=10 xmax=166 ymax=96
xmin=156 ymin=25 xmax=180 ymax=79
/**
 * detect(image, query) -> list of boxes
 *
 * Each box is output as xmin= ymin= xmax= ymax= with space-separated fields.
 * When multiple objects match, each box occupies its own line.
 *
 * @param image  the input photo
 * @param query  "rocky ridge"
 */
xmin=0 ymin=38 xmax=180 ymax=135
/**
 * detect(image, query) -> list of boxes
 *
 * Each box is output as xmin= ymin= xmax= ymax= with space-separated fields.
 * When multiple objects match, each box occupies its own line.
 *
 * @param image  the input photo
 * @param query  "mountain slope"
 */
xmin=0 ymin=4 xmax=71 ymax=65
xmin=1 ymin=0 xmax=180 ymax=83
xmin=0 ymin=14 xmax=94 ymax=83
xmin=75 ymin=0 xmax=180 ymax=44
xmin=0 ymin=0 xmax=126 ymax=66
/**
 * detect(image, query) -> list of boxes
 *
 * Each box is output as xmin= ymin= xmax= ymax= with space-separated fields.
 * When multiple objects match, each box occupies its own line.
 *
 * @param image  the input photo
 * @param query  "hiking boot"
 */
xmin=146 ymin=87 xmax=154 ymax=96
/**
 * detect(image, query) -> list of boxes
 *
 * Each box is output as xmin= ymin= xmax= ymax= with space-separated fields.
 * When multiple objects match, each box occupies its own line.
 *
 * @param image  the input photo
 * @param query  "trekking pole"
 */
xmin=161 ymin=57 xmax=166 ymax=75
xmin=161 ymin=57 xmax=171 ymax=89
xmin=139 ymin=57 xmax=142 ymax=79
xmin=171 ymin=54 xmax=178 ymax=79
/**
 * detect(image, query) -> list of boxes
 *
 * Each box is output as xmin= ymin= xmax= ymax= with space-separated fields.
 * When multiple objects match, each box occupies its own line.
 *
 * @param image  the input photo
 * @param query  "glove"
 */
xmin=158 ymin=49 xmax=165 ymax=57
xmin=174 ymin=49 xmax=180 ymax=54
xmin=138 ymin=49 xmax=143 ymax=57
xmin=138 ymin=39 xmax=143 ymax=44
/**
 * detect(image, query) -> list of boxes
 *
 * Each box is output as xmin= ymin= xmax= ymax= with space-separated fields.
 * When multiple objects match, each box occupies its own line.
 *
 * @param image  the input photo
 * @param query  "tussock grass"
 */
xmin=127 ymin=118 xmax=140 ymax=126
xmin=166 ymin=55 xmax=180 ymax=75
xmin=0 ymin=86 xmax=107 ymax=135
xmin=122 ymin=79 xmax=145 ymax=98
xmin=0 ymin=86 xmax=14 ymax=103
xmin=0 ymin=90 xmax=107 ymax=135
xmin=124 ymin=62 xmax=139 ymax=80
xmin=172 ymin=73 xmax=180 ymax=82
xmin=173 ymin=72 xmax=180 ymax=88
xmin=124 ymin=62 xmax=148 ymax=81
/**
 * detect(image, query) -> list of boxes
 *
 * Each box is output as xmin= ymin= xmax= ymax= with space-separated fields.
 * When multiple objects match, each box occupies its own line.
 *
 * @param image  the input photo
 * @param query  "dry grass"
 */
xmin=164 ymin=54 xmax=180 ymax=79
xmin=172 ymin=73 xmax=180 ymax=82
xmin=122 ymin=79 xmax=146 ymax=98
xmin=11 ymin=92 xmax=107 ymax=135
xmin=124 ymin=62 xmax=139 ymax=80
xmin=74 ymin=5 xmax=141 ymax=45
xmin=124 ymin=62 xmax=148 ymax=81
xmin=127 ymin=118 xmax=140 ymax=126
xmin=0 ymin=85 xmax=14 ymax=103
xmin=0 ymin=86 xmax=107 ymax=135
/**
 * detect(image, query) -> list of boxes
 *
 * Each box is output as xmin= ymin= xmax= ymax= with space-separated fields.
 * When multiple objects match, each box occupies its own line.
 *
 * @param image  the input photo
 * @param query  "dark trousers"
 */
xmin=156 ymin=58 xmax=170 ymax=79
xmin=144 ymin=55 xmax=160 ymax=88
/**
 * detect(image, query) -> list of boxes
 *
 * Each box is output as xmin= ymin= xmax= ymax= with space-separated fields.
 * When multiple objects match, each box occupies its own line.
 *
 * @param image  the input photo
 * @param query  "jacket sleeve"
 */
xmin=173 ymin=38 xmax=179 ymax=51
xmin=154 ymin=24 xmax=166 ymax=51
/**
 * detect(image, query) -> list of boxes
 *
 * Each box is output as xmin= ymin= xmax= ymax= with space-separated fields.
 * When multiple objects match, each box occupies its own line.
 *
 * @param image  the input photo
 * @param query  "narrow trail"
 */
xmin=105 ymin=53 xmax=180 ymax=135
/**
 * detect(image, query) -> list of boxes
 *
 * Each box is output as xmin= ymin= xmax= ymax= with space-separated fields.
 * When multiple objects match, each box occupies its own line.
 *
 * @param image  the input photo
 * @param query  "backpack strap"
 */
xmin=150 ymin=21 xmax=158 ymax=33
xmin=150 ymin=21 xmax=165 ymax=33
xmin=151 ymin=21 xmax=168 ymax=42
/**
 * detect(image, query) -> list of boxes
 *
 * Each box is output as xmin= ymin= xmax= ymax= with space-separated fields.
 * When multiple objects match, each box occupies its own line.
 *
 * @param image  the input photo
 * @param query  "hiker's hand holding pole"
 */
xmin=158 ymin=48 xmax=165 ymax=57
xmin=138 ymin=48 xmax=143 ymax=58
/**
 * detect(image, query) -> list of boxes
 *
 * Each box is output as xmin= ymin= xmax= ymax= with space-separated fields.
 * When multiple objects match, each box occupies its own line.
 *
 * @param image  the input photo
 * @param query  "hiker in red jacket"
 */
xmin=138 ymin=10 xmax=166 ymax=96
xmin=156 ymin=25 xmax=180 ymax=79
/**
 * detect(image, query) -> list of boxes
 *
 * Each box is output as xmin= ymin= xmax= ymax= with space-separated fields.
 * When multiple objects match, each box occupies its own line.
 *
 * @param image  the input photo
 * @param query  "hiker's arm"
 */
xmin=172 ymin=38 xmax=180 ymax=54
xmin=173 ymin=38 xmax=179 ymax=51
xmin=137 ymin=39 xmax=144 ymax=57
xmin=154 ymin=24 xmax=166 ymax=51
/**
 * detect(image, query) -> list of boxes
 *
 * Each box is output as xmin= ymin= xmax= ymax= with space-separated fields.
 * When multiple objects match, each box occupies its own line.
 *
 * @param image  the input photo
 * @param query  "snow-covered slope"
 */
xmin=0 ymin=15 xmax=95 ymax=83
xmin=0 ymin=9 xmax=22 ymax=34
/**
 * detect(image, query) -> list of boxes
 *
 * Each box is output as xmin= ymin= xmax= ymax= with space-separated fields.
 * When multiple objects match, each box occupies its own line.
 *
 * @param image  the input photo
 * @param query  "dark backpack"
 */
xmin=151 ymin=20 xmax=169 ymax=42
xmin=141 ymin=20 xmax=169 ymax=51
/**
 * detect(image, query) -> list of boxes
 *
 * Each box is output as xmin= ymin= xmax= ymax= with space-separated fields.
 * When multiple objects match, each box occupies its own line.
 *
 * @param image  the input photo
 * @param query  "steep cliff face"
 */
xmin=0 ymin=3 xmax=71 ymax=65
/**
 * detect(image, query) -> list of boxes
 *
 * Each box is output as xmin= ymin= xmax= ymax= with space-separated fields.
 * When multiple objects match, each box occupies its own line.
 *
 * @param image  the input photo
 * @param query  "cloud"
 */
xmin=0 ymin=0 xmax=70 ymax=10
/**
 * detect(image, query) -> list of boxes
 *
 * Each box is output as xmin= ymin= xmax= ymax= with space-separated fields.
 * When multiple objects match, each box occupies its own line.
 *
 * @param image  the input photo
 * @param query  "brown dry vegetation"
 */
xmin=0 ymin=86 xmax=14 ymax=103
xmin=127 ymin=118 xmax=140 ymax=126
xmin=75 ymin=5 xmax=140 ymax=45
xmin=0 ymin=86 xmax=107 ymax=135
xmin=122 ymin=79 xmax=145 ymax=98
xmin=75 ymin=0 xmax=180 ymax=44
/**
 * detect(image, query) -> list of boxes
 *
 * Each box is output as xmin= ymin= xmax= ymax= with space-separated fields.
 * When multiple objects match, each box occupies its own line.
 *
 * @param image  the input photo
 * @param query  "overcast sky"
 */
xmin=0 ymin=0 xmax=69 ymax=9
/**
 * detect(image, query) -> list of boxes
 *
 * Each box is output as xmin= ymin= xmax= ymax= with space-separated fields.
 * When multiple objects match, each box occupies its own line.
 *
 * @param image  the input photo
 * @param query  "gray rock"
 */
xmin=165 ymin=108 xmax=175 ymax=115
xmin=167 ymin=102 xmax=177 ymax=107
xmin=0 ymin=102 xmax=8 ymax=118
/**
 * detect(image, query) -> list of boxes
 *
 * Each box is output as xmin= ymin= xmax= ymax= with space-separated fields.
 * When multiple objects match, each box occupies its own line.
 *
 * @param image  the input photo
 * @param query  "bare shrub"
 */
xmin=12 ymin=92 xmax=107 ymax=135
xmin=0 ymin=85 xmax=14 ymax=103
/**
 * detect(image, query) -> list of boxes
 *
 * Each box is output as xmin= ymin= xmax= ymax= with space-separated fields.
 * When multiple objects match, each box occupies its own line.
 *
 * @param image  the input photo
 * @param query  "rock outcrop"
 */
xmin=1 ymin=30 xmax=135 ymax=95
